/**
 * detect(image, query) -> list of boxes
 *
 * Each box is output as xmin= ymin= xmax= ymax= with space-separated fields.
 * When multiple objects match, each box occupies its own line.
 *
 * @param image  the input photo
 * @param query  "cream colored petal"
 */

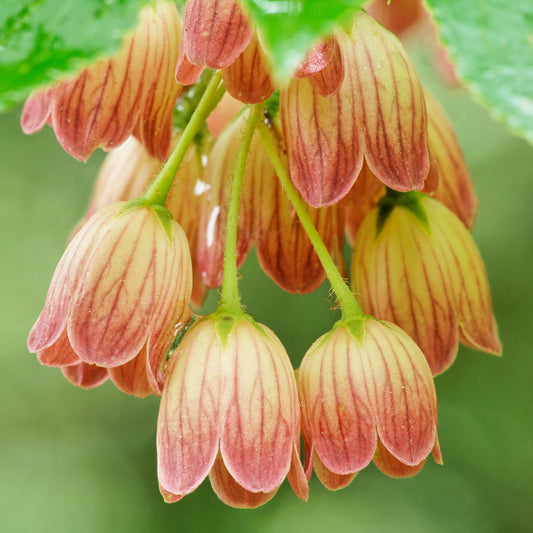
xmin=157 ymin=319 xmax=223 ymax=497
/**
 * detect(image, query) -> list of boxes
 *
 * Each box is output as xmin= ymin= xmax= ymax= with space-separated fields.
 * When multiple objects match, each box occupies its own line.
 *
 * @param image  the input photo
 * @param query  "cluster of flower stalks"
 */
xmin=25 ymin=0 xmax=501 ymax=508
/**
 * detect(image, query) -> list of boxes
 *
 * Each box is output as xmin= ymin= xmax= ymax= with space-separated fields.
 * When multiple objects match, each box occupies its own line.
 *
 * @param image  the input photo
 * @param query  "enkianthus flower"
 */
xmin=343 ymin=90 xmax=477 ymax=242
xmin=27 ymin=201 xmax=193 ymax=396
xmin=281 ymin=11 xmax=430 ymax=208
xmin=298 ymin=317 xmax=441 ymax=490
xmin=157 ymin=314 xmax=308 ymax=507
xmin=351 ymin=192 xmax=501 ymax=375
xmin=21 ymin=2 xmax=183 ymax=161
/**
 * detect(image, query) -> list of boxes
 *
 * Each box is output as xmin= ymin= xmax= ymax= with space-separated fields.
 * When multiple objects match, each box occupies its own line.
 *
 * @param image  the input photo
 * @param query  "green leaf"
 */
xmin=426 ymin=0 xmax=533 ymax=144
xmin=0 ymin=0 xmax=157 ymax=112
xmin=241 ymin=0 xmax=367 ymax=78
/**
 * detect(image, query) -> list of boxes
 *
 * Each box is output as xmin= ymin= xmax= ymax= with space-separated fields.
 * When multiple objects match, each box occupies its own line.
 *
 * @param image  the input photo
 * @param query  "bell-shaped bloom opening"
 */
xmin=298 ymin=318 xmax=439 ymax=486
xmin=251 ymin=120 xmax=345 ymax=293
xmin=157 ymin=315 xmax=307 ymax=507
xmin=62 ymin=362 xmax=109 ymax=389
xmin=196 ymin=111 xmax=254 ymax=288
xmin=28 ymin=201 xmax=193 ymax=370
xmin=352 ymin=194 xmax=501 ymax=375
xmin=22 ymin=2 xmax=183 ymax=161
xmin=176 ymin=0 xmax=253 ymax=85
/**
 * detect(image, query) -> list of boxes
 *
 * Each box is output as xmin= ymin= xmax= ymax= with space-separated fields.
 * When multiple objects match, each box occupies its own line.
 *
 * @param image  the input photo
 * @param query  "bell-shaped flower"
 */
xmin=175 ymin=0 xmax=254 ymax=85
xmin=21 ymin=2 xmax=183 ymax=161
xmin=298 ymin=317 xmax=441 ymax=490
xmin=157 ymin=314 xmax=308 ymax=507
xmin=281 ymin=11 xmax=430 ymax=208
xmin=27 ymin=201 xmax=193 ymax=374
xmin=351 ymin=193 xmax=501 ymax=375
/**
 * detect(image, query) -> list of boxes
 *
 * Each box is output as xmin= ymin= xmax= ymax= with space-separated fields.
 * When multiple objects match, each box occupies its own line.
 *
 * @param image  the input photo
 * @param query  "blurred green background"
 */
xmin=1 ymin=54 xmax=532 ymax=532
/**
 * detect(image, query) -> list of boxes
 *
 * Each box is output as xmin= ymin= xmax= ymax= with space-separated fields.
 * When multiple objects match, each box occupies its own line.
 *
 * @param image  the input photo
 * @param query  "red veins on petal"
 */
xmin=157 ymin=320 xmax=223 ymax=496
xmin=298 ymin=320 xmax=438 ymax=480
xmin=221 ymin=34 xmax=276 ymax=104
xmin=281 ymin=74 xmax=363 ymax=208
xmin=348 ymin=12 xmax=429 ymax=192
xmin=209 ymin=453 xmax=277 ymax=508
xmin=177 ymin=0 xmax=253 ymax=84
xmin=425 ymin=91 xmax=478 ymax=228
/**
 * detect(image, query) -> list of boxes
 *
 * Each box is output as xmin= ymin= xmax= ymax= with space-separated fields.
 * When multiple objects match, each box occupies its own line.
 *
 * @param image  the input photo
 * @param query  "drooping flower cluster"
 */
xmin=24 ymin=0 xmax=501 ymax=509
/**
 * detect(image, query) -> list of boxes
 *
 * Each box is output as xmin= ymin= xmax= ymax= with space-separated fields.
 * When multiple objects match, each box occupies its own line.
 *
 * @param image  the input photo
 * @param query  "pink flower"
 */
xmin=21 ymin=2 xmax=183 ymax=161
xmin=298 ymin=317 xmax=441 ymax=490
xmin=157 ymin=315 xmax=307 ymax=507
xmin=28 ymin=202 xmax=193 ymax=390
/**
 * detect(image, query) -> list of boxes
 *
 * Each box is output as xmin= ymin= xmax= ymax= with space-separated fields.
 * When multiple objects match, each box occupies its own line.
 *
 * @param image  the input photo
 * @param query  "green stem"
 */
xmin=258 ymin=121 xmax=364 ymax=321
xmin=219 ymin=103 xmax=264 ymax=312
xmin=142 ymin=71 xmax=225 ymax=206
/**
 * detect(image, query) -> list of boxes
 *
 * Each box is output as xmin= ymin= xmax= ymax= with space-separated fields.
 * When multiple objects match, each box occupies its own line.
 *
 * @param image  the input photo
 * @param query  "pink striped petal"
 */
xmin=373 ymin=438 xmax=426 ymax=478
xmin=27 ymin=205 xmax=117 ymax=354
xmin=352 ymin=203 xmax=460 ymax=375
xmin=108 ymin=345 xmax=152 ymax=398
xmin=364 ymin=320 xmax=438 ymax=466
xmin=219 ymin=321 xmax=298 ymax=493
xmin=37 ymin=329 xmax=80 ymax=368
xmin=313 ymin=452 xmax=357 ymax=490
xmin=295 ymin=37 xmax=345 ymax=97
xmin=348 ymin=12 xmax=429 ymax=191
xmin=21 ymin=88 xmax=54 ymax=133
xmin=251 ymin=126 xmax=343 ymax=293
xmin=281 ymin=65 xmax=363 ymax=207
xmin=209 ymin=453 xmax=277 ymax=508
xmin=426 ymin=91 xmax=478 ymax=228
xmin=157 ymin=319 xmax=223 ymax=496
xmin=221 ymin=33 xmax=275 ymax=104
xmin=132 ymin=3 xmax=183 ymax=161
xmin=180 ymin=0 xmax=253 ymax=70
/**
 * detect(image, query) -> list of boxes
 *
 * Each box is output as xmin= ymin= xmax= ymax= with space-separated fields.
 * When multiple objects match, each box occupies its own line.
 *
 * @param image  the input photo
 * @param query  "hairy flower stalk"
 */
xmin=157 ymin=103 xmax=308 ymax=507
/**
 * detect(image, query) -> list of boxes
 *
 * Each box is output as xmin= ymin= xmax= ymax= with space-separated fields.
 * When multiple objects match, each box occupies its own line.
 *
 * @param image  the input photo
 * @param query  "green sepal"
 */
xmin=334 ymin=316 xmax=367 ymax=346
xmin=117 ymin=198 xmax=174 ymax=243
xmin=376 ymin=190 xmax=430 ymax=237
